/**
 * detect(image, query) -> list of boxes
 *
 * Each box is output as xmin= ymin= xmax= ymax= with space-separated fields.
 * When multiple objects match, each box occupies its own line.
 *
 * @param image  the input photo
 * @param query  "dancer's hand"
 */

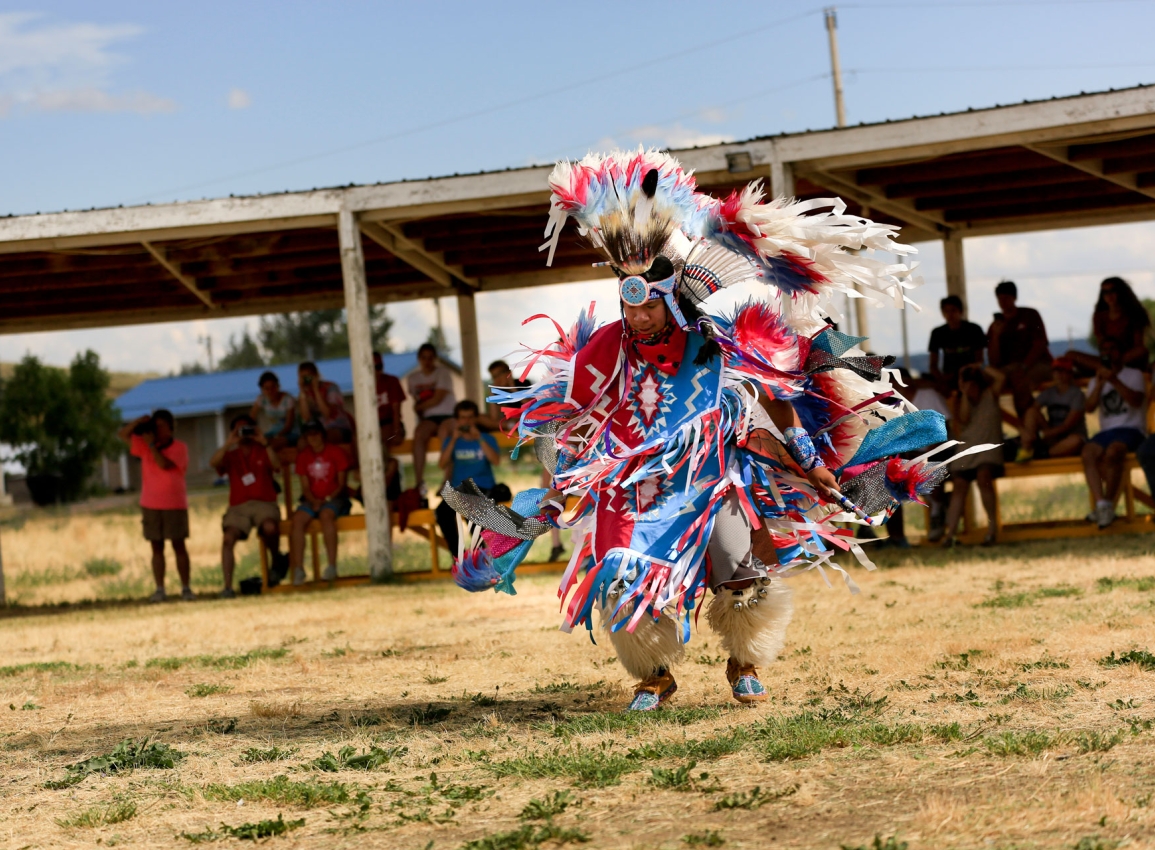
xmin=807 ymin=466 xmax=838 ymax=502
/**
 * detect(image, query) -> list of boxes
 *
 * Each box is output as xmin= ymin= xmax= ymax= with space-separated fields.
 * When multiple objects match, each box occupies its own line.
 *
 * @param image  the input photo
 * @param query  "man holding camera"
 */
xmin=117 ymin=409 xmax=192 ymax=602
xmin=436 ymin=400 xmax=501 ymax=554
xmin=210 ymin=414 xmax=283 ymax=598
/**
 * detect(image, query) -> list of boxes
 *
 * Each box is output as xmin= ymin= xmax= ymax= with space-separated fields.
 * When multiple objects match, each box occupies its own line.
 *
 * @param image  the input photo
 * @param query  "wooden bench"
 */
xmin=255 ymin=431 xmax=556 ymax=591
xmin=945 ymin=453 xmax=1155 ymax=544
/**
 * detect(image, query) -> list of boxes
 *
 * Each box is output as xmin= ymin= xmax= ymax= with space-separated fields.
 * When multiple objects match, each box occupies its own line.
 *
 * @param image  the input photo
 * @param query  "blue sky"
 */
xmin=2 ymin=0 xmax=1155 ymax=374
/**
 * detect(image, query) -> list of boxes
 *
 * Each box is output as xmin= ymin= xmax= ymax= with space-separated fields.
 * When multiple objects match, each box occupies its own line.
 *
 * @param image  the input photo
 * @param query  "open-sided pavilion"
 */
xmin=2 ymin=83 xmax=1154 ymax=597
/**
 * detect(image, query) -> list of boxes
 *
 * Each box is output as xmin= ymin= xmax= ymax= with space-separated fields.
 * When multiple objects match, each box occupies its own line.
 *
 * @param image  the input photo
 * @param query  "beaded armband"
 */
xmin=783 ymin=427 xmax=825 ymax=473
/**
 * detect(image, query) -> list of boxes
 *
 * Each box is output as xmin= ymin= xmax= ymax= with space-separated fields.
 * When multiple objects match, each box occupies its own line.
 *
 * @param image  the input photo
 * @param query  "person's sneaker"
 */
xmin=1097 ymin=500 xmax=1116 ymax=529
xmin=292 ymin=567 xmax=307 ymax=587
xmin=625 ymin=669 xmax=677 ymax=712
xmin=322 ymin=564 xmax=338 ymax=581
xmin=548 ymin=545 xmax=566 ymax=563
xmin=1014 ymin=446 xmax=1033 ymax=464
xmin=219 ymin=587 xmax=236 ymax=600
xmin=726 ymin=658 xmax=768 ymax=704
xmin=148 ymin=588 xmax=166 ymax=604
xmin=180 ymin=587 xmax=196 ymax=601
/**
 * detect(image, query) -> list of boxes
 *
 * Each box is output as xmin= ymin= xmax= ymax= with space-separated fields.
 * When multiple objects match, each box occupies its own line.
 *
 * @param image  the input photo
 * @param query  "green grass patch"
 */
xmin=841 ymin=838 xmax=908 ymax=850
xmin=406 ymin=704 xmax=455 ymax=725
xmin=181 ymin=814 xmax=305 ymax=842
xmin=1020 ymin=657 xmax=1070 ymax=671
xmin=487 ymin=749 xmax=635 ymax=788
xmin=998 ymin=683 xmax=1074 ymax=704
xmin=982 ymin=730 xmax=1063 ymax=757
xmin=146 ymin=647 xmax=288 ymax=671
xmin=1100 ymin=649 xmax=1155 ymax=671
xmin=239 ymin=746 xmax=297 ymax=763
xmin=462 ymin=822 xmax=590 ymax=849
xmin=83 ymin=557 xmax=123 ymax=577
xmin=56 ymin=799 xmax=137 ymax=828
xmin=0 ymin=660 xmax=83 ymax=677
xmin=683 ymin=832 xmax=725 ymax=847
xmin=750 ymin=710 xmax=930 ymax=762
xmin=186 ymin=683 xmax=232 ymax=698
xmin=978 ymin=584 xmax=1082 ymax=609
xmin=543 ymin=707 xmax=722 ymax=738
xmin=1076 ymin=730 xmax=1127 ymax=753
xmin=1096 ymin=575 xmax=1155 ymax=593
xmin=46 ymin=738 xmax=184 ymax=788
xmin=532 ymin=680 xmax=606 ymax=695
xmin=203 ymin=775 xmax=349 ymax=807
xmin=520 ymin=790 xmax=576 ymax=821
xmin=713 ymin=784 xmax=798 ymax=810
xmin=628 ymin=732 xmax=744 ymax=762
xmin=306 ymin=745 xmax=405 ymax=771
xmin=648 ymin=760 xmax=720 ymax=792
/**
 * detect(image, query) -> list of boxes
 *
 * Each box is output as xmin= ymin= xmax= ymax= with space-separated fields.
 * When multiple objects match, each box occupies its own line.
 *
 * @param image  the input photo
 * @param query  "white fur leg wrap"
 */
xmin=705 ymin=578 xmax=794 ymax=667
xmin=599 ymin=602 xmax=685 ymax=680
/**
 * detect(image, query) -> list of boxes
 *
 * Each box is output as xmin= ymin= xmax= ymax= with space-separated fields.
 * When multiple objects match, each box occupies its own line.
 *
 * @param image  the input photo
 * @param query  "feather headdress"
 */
xmin=541 ymin=148 xmax=920 ymax=325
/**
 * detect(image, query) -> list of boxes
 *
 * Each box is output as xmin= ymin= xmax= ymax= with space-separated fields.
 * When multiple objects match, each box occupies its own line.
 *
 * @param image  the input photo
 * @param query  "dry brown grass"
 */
xmin=3 ymin=531 xmax=1155 ymax=848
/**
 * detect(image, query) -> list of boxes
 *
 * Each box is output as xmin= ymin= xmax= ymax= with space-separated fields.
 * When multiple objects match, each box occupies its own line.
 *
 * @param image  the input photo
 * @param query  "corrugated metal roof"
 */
xmin=113 ymin=351 xmax=437 ymax=420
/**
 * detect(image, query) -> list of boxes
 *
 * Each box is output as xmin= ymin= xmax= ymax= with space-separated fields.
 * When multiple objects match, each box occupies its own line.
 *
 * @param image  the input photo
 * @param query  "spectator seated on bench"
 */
xmin=290 ymin=420 xmax=351 ymax=584
xmin=436 ymin=399 xmax=502 ymax=555
xmin=1083 ymin=338 xmax=1147 ymax=529
xmin=943 ymin=365 xmax=1006 ymax=548
xmin=1015 ymin=357 xmax=1086 ymax=462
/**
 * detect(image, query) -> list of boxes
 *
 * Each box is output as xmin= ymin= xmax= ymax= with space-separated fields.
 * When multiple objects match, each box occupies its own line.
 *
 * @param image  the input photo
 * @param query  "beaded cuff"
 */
xmin=783 ymin=427 xmax=825 ymax=472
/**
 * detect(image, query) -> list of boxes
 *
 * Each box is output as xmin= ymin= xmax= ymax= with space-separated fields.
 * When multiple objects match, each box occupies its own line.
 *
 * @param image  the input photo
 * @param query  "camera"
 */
xmin=132 ymin=418 xmax=155 ymax=436
xmin=302 ymin=375 xmax=313 ymax=385
xmin=240 ymin=426 xmax=256 ymax=438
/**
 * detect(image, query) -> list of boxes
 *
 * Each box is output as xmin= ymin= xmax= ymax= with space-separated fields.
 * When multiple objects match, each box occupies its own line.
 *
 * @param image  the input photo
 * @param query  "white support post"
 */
xmin=0 ymin=523 xmax=5 ymax=606
xmin=118 ymin=453 xmax=129 ymax=490
xmin=338 ymin=206 xmax=392 ymax=581
xmin=770 ymin=156 xmax=795 ymax=200
xmin=457 ymin=290 xmax=484 ymax=404
xmin=943 ymin=230 xmax=968 ymax=314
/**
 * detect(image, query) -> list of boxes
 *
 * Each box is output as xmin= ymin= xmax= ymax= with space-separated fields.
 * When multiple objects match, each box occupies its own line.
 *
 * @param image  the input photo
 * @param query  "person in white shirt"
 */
xmin=1082 ymin=338 xmax=1148 ymax=529
xmin=406 ymin=343 xmax=457 ymax=498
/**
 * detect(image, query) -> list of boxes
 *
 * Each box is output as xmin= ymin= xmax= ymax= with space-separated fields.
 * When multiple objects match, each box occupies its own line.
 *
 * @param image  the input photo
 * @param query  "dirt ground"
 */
xmin=2 ymin=533 xmax=1155 ymax=850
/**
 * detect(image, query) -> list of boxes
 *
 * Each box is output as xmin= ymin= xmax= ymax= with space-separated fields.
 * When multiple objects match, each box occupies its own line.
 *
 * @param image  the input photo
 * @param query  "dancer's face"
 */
xmin=622 ymin=299 xmax=669 ymax=335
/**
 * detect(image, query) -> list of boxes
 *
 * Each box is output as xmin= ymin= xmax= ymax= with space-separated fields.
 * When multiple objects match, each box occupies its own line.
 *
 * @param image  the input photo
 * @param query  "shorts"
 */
xmin=222 ymin=500 xmax=282 ymax=539
xmin=420 ymin=415 xmax=452 ymax=426
xmin=1091 ymin=427 xmax=1145 ymax=451
xmin=296 ymin=497 xmax=352 ymax=519
xmin=142 ymin=508 xmax=189 ymax=541
xmin=953 ymin=463 xmax=1005 ymax=483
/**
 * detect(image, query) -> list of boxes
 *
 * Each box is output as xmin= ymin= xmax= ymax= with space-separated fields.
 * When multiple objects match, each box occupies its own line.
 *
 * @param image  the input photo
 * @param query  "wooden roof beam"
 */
xmin=359 ymin=220 xmax=477 ymax=290
xmin=884 ymin=166 xmax=1085 ymax=200
xmin=1068 ymin=132 xmax=1155 ymax=162
xmin=1023 ymin=143 xmax=1155 ymax=202
xmin=142 ymin=241 xmax=215 ymax=309
xmin=945 ymin=190 xmax=1149 ymax=223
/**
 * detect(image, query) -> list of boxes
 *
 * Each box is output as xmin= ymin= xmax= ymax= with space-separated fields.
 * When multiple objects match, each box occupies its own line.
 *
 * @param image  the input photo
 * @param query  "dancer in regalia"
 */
xmin=442 ymin=150 xmax=954 ymax=711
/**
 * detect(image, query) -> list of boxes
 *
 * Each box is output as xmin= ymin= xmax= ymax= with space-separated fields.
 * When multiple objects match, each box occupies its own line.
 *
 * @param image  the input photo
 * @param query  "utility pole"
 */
xmin=824 ymin=8 xmax=847 ymax=129
xmin=826 ymin=8 xmax=871 ymax=346
xmin=198 ymin=334 xmax=214 ymax=371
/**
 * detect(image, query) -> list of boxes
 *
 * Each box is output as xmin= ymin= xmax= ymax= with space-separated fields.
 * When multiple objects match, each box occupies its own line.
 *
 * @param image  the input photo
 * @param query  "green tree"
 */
xmin=218 ymin=330 xmax=267 ymax=371
xmin=0 ymin=352 xmax=120 ymax=503
xmin=256 ymin=307 xmax=392 ymax=365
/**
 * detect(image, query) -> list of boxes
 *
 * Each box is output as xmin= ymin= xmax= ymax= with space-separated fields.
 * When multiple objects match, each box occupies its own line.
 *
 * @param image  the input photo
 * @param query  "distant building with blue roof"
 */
xmin=107 ymin=351 xmax=461 ymax=490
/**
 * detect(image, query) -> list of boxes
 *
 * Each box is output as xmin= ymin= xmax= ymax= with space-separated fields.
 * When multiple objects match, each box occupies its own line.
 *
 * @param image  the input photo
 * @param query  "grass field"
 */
xmin=3 ymin=516 xmax=1155 ymax=848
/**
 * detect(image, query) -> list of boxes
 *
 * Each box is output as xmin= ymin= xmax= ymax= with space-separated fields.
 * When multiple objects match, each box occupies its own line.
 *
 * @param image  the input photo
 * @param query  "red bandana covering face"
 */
xmin=627 ymin=320 xmax=687 ymax=377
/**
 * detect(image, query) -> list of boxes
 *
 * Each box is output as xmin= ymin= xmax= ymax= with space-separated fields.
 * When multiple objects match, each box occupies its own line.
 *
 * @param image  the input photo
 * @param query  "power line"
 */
xmin=127 ymin=7 xmax=826 ymax=204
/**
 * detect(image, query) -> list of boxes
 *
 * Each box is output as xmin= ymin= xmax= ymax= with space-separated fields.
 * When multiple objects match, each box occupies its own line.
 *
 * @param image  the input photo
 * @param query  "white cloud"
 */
xmin=30 ymin=86 xmax=174 ymax=114
xmin=626 ymin=123 xmax=732 ymax=150
xmin=227 ymin=88 xmax=251 ymax=110
xmin=0 ymin=12 xmax=172 ymax=118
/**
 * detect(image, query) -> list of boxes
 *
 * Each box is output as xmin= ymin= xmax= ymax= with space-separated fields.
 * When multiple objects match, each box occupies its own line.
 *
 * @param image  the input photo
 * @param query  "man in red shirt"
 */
xmin=117 ymin=409 xmax=191 ymax=603
xmin=290 ymin=420 xmax=351 ymax=584
xmin=210 ymin=414 xmax=283 ymax=598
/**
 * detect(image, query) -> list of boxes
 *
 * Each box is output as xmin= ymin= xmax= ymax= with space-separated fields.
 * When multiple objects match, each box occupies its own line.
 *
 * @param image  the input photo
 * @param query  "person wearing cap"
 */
xmin=987 ymin=280 xmax=1051 ymax=418
xmin=289 ymin=419 xmax=351 ymax=584
xmin=1082 ymin=337 xmax=1147 ymax=529
xmin=1015 ymin=357 xmax=1087 ymax=462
